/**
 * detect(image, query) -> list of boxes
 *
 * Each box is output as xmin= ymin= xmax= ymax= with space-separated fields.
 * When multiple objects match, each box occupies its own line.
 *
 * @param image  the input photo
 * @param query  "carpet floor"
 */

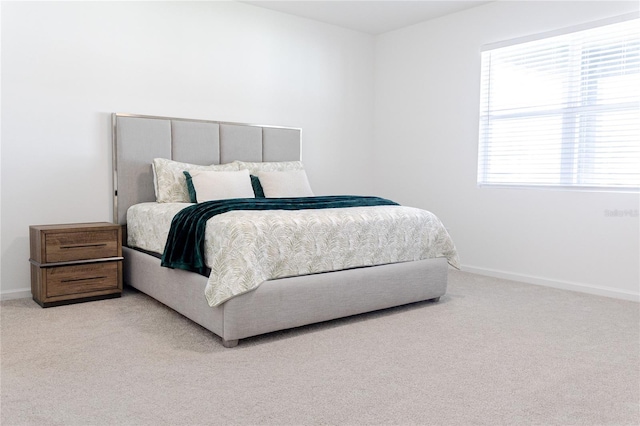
xmin=1 ymin=270 xmax=638 ymax=425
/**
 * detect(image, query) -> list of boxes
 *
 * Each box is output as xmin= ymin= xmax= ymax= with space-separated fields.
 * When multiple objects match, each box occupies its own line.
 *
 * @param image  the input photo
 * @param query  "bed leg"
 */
xmin=222 ymin=339 xmax=239 ymax=348
xmin=428 ymin=297 xmax=441 ymax=303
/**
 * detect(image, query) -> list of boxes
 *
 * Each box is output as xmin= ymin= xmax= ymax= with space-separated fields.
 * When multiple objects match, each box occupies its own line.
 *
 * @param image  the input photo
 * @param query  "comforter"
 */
xmin=127 ymin=198 xmax=459 ymax=307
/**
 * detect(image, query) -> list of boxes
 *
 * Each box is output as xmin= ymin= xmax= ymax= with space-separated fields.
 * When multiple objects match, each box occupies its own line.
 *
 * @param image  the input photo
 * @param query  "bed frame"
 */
xmin=113 ymin=113 xmax=448 ymax=347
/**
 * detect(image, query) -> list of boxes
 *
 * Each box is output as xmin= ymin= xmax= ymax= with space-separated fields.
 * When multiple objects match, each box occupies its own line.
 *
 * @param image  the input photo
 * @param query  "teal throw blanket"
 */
xmin=161 ymin=196 xmax=399 ymax=275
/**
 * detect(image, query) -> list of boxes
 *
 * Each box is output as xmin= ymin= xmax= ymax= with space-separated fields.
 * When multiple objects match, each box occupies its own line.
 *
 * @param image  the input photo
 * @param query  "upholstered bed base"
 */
xmin=114 ymin=113 xmax=449 ymax=347
xmin=123 ymin=247 xmax=448 ymax=347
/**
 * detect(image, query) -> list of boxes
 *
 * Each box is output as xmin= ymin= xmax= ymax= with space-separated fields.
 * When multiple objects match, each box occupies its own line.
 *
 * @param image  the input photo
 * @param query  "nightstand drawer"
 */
xmin=45 ymin=229 xmax=119 ymax=263
xmin=46 ymin=262 xmax=119 ymax=298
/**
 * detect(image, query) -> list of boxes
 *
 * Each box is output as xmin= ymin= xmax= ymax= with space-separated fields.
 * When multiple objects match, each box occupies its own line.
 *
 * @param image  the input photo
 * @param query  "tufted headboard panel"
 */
xmin=112 ymin=113 xmax=302 ymax=225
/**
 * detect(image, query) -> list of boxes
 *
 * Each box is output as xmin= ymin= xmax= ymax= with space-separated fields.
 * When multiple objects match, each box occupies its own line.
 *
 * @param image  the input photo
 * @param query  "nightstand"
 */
xmin=29 ymin=222 xmax=123 ymax=307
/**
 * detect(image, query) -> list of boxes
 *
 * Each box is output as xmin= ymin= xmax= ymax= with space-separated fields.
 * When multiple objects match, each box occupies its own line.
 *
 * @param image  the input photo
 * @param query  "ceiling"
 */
xmin=242 ymin=1 xmax=492 ymax=35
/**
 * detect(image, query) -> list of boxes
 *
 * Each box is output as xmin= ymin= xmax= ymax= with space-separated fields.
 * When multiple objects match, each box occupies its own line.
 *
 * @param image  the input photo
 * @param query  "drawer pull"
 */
xmin=61 ymin=276 xmax=107 ymax=283
xmin=60 ymin=243 xmax=108 ymax=250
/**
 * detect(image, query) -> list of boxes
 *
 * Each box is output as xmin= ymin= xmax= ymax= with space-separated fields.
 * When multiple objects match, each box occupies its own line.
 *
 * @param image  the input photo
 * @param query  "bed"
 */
xmin=113 ymin=113 xmax=458 ymax=347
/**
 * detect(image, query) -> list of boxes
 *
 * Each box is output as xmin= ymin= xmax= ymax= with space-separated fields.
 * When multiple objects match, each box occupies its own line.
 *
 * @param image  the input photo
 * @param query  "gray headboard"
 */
xmin=112 ymin=113 xmax=302 ymax=225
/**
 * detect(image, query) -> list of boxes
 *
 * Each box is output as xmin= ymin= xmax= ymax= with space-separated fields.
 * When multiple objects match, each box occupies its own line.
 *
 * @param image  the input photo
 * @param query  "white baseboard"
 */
xmin=0 ymin=288 xmax=32 ymax=301
xmin=461 ymin=264 xmax=639 ymax=302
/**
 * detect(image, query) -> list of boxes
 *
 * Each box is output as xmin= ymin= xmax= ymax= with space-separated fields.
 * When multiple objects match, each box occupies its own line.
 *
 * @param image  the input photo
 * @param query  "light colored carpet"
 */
xmin=1 ymin=270 xmax=638 ymax=426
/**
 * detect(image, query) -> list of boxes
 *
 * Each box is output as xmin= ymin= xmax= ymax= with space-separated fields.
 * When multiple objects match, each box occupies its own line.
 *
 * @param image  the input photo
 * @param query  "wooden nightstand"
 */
xmin=29 ymin=222 xmax=123 ymax=307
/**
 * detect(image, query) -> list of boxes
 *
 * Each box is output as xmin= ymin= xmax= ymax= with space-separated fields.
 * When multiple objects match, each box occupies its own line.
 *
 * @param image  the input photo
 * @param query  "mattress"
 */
xmin=127 ymin=201 xmax=459 ymax=306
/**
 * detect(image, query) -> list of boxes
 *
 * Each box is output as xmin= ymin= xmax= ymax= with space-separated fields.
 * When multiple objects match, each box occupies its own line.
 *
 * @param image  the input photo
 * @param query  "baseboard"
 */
xmin=0 ymin=288 xmax=32 ymax=301
xmin=461 ymin=264 xmax=640 ymax=302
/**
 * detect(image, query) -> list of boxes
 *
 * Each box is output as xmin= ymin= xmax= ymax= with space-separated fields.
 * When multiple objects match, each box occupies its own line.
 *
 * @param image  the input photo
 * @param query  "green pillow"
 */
xmin=183 ymin=171 xmax=198 ymax=203
xmin=251 ymin=175 xmax=265 ymax=198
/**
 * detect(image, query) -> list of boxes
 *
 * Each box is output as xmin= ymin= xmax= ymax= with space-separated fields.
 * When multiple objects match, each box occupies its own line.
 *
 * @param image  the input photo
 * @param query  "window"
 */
xmin=478 ymin=15 xmax=639 ymax=191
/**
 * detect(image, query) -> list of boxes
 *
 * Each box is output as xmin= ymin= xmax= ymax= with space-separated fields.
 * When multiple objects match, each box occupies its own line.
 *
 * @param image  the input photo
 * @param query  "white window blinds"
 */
xmin=478 ymin=15 xmax=640 ymax=191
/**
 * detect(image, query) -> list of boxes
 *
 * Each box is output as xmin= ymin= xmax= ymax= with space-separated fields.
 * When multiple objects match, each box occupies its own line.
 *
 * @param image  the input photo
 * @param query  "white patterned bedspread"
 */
xmin=127 ymin=202 xmax=459 ymax=307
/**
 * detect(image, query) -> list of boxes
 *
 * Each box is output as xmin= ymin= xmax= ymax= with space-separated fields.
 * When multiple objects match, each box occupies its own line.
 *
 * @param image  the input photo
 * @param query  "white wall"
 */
xmin=1 ymin=1 xmax=375 ymax=298
xmin=374 ymin=1 xmax=640 ymax=300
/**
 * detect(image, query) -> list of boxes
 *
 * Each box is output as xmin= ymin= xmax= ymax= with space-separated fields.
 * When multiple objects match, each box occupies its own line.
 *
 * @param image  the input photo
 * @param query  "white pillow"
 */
xmin=234 ymin=160 xmax=305 ymax=175
xmin=188 ymin=169 xmax=255 ymax=202
xmin=152 ymin=158 xmax=239 ymax=203
xmin=257 ymin=170 xmax=314 ymax=198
